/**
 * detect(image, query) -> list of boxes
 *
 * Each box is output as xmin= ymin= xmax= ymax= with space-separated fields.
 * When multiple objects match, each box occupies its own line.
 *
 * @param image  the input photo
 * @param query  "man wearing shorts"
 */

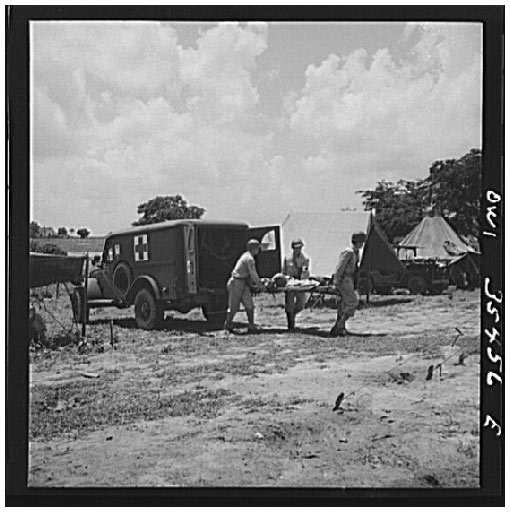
xmin=223 ymin=239 xmax=265 ymax=334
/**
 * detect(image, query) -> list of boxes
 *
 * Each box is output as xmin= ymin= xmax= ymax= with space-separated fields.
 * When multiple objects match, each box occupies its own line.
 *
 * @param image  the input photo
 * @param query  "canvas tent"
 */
xmin=358 ymin=214 xmax=409 ymax=292
xmin=281 ymin=211 xmax=370 ymax=277
xmin=398 ymin=215 xmax=476 ymax=261
xmin=398 ymin=215 xmax=480 ymax=289
xmin=29 ymin=253 xmax=85 ymax=288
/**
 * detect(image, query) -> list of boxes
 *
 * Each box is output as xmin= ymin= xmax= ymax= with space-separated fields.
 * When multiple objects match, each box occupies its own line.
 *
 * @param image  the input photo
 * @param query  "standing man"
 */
xmin=330 ymin=231 xmax=367 ymax=337
xmin=282 ymin=238 xmax=310 ymax=330
xmin=224 ymin=239 xmax=266 ymax=334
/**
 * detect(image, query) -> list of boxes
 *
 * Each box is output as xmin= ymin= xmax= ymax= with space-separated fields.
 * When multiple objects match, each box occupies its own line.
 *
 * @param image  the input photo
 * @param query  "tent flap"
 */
xmin=29 ymin=253 xmax=86 ymax=288
xmin=360 ymin=214 xmax=407 ymax=278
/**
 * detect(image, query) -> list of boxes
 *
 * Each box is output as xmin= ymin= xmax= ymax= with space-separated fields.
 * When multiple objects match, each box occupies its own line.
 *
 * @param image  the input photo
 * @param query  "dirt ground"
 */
xmin=28 ymin=287 xmax=480 ymax=488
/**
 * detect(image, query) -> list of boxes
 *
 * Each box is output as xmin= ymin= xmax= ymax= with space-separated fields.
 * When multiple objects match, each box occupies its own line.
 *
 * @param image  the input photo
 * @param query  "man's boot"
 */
xmin=343 ymin=316 xmax=353 ymax=335
xmin=246 ymin=308 xmax=262 ymax=334
xmin=223 ymin=310 xmax=235 ymax=333
xmin=330 ymin=313 xmax=347 ymax=337
xmin=286 ymin=312 xmax=295 ymax=331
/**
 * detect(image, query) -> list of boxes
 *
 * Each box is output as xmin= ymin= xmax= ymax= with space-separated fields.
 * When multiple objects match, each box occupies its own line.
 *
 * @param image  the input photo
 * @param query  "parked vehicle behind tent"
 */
xmin=356 ymin=214 xmax=448 ymax=296
xmin=397 ymin=214 xmax=480 ymax=292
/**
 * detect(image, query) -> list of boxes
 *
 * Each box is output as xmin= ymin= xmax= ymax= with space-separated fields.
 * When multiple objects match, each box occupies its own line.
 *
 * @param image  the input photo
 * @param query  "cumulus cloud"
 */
xmin=179 ymin=22 xmax=268 ymax=124
xmin=288 ymin=23 xmax=481 ymax=183
xmin=31 ymin=21 xmax=279 ymax=232
xmin=33 ymin=22 xmax=182 ymax=100
xmin=30 ymin=21 xmax=481 ymax=233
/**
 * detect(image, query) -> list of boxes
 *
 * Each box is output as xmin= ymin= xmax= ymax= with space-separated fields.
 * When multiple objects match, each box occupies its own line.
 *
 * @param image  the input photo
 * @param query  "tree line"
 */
xmin=29 ymin=148 xmax=481 ymax=249
xmin=129 ymin=149 xmax=481 ymax=247
xmin=357 ymin=148 xmax=481 ymax=243
xmin=30 ymin=222 xmax=90 ymax=239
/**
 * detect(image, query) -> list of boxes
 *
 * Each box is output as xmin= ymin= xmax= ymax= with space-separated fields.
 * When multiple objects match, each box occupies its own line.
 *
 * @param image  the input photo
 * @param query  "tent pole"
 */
xmin=81 ymin=253 xmax=89 ymax=338
xmin=366 ymin=221 xmax=371 ymax=304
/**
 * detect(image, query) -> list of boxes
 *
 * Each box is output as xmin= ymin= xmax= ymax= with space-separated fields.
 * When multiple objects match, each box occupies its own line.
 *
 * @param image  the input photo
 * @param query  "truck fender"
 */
xmin=129 ymin=276 xmax=162 ymax=303
xmin=84 ymin=277 xmax=103 ymax=300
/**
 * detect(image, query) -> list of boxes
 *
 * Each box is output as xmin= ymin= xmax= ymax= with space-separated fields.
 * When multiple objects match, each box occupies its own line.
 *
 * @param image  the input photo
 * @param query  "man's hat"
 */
xmin=291 ymin=238 xmax=304 ymax=248
xmin=247 ymin=238 xmax=260 ymax=249
xmin=351 ymin=231 xmax=367 ymax=243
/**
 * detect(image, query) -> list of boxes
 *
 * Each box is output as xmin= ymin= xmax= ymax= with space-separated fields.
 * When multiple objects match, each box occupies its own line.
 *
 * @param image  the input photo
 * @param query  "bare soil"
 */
xmin=28 ymin=288 xmax=480 ymax=488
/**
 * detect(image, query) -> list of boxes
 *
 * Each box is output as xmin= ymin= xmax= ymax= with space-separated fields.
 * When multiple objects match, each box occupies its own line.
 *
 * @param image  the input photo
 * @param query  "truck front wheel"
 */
xmin=134 ymin=287 xmax=164 ymax=330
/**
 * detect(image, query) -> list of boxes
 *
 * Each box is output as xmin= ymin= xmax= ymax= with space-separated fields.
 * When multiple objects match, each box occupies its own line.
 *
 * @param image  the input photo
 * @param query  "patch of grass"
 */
xmin=457 ymin=439 xmax=479 ymax=459
xmin=29 ymin=345 xmax=89 ymax=371
xmin=238 ymin=396 xmax=285 ymax=412
xmin=30 ymin=376 xmax=236 ymax=441
xmin=329 ymin=332 xmax=466 ymax=356
xmin=162 ymin=352 xmax=298 ymax=385
xmin=237 ymin=396 xmax=316 ymax=415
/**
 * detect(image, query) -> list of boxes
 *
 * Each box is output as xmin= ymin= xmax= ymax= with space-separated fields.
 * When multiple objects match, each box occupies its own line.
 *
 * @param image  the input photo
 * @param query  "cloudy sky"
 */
xmin=31 ymin=21 xmax=482 ymax=235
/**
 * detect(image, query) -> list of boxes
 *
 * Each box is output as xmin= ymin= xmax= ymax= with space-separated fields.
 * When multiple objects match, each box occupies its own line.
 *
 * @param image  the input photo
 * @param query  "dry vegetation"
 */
xmin=29 ymin=286 xmax=480 ymax=488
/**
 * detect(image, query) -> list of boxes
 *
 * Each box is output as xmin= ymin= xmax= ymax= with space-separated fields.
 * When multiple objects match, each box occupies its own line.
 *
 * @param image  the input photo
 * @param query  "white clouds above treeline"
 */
xmin=31 ymin=21 xmax=481 ymax=233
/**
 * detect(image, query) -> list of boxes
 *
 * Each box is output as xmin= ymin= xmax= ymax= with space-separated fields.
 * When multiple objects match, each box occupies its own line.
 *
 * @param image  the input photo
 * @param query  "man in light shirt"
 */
xmin=223 ymin=239 xmax=265 ymax=334
xmin=282 ymin=238 xmax=310 ymax=330
xmin=330 ymin=231 xmax=366 ymax=337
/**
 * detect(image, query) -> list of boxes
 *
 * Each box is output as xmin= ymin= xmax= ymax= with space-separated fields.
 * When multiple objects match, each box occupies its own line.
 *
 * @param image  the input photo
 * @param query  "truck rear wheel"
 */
xmin=134 ymin=287 xmax=164 ymax=330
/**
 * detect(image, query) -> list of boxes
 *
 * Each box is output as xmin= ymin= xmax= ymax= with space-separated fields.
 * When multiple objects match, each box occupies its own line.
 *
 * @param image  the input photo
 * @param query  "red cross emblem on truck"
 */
xmin=134 ymin=234 xmax=149 ymax=262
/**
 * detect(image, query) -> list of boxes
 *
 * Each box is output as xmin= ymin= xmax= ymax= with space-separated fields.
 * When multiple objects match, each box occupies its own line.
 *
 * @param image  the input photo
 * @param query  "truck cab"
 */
xmin=73 ymin=219 xmax=281 ymax=329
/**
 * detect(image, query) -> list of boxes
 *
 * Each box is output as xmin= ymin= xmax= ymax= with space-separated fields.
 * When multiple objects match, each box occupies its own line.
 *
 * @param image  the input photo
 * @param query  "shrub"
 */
xmin=30 ymin=240 xmax=67 ymax=255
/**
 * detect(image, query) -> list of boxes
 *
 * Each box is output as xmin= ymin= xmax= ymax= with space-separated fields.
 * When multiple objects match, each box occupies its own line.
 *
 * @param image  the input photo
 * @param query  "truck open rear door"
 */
xmin=248 ymin=225 xmax=281 ymax=278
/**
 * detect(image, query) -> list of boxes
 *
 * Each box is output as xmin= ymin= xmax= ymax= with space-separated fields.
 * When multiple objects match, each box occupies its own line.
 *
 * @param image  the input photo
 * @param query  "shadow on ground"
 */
xmin=299 ymin=327 xmax=389 ymax=338
xmin=92 ymin=316 xmax=225 ymax=333
xmin=306 ymin=296 xmax=415 ymax=311
xmin=361 ymin=297 xmax=415 ymax=308
xmin=90 ymin=317 xmax=390 ymax=338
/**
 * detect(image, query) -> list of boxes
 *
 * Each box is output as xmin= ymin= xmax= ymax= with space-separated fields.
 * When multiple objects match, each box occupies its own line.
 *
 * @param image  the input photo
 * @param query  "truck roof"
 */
xmin=106 ymin=219 xmax=250 ymax=238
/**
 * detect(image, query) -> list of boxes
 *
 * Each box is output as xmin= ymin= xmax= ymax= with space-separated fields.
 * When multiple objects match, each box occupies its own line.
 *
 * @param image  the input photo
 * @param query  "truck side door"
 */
xmin=248 ymin=225 xmax=281 ymax=278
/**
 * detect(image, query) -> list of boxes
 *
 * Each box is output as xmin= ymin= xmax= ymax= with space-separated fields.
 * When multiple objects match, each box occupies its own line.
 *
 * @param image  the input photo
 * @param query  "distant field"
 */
xmin=31 ymin=237 xmax=105 ymax=254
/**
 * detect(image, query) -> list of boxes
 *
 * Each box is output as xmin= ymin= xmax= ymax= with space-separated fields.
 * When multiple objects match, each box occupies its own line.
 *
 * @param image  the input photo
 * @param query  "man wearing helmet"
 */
xmin=330 ymin=231 xmax=366 ymax=337
xmin=223 ymin=239 xmax=266 ymax=334
xmin=282 ymin=238 xmax=310 ymax=330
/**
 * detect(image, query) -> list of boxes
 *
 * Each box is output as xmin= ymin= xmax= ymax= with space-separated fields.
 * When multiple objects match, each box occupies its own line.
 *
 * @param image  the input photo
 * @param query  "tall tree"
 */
xmin=77 ymin=228 xmax=90 ymax=239
xmin=30 ymin=221 xmax=41 ymax=238
xmin=30 ymin=240 xmax=67 ymax=255
xmin=425 ymin=149 xmax=482 ymax=239
xmin=57 ymin=227 xmax=68 ymax=237
xmin=358 ymin=149 xmax=482 ymax=243
xmin=133 ymin=195 xmax=205 ymax=226
xmin=357 ymin=180 xmax=426 ymax=242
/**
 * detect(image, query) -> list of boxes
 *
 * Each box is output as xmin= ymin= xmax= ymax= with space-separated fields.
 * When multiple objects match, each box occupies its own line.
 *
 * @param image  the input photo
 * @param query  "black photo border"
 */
xmin=6 ymin=5 xmax=504 ymax=506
